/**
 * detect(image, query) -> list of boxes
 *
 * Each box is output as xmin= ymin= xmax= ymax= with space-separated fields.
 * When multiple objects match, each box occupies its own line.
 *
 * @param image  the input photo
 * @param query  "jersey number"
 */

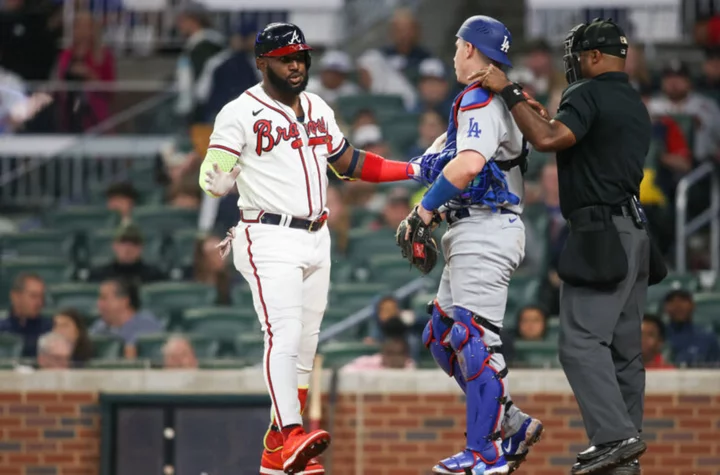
xmin=467 ymin=118 xmax=482 ymax=139
xmin=500 ymin=36 xmax=510 ymax=53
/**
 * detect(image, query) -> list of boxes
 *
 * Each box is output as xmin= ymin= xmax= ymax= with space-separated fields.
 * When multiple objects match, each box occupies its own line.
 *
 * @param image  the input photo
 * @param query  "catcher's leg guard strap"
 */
xmin=451 ymin=306 xmax=508 ymax=464
xmin=423 ymin=301 xmax=467 ymax=391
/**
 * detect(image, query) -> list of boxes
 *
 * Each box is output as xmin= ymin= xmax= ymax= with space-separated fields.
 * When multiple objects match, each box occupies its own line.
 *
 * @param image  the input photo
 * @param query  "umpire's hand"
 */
xmin=468 ymin=65 xmax=550 ymax=120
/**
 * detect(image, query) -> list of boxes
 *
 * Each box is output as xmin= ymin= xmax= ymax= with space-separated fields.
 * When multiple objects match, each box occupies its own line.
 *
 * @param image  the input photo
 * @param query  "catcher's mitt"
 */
xmin=396 ymin=207 xmax=441 ymax=275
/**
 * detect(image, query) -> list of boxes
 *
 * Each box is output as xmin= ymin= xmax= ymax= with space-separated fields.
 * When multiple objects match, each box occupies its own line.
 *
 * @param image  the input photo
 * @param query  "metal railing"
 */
xmin=675 ymin=161 xmax=720 ymax=273
xmin=319 ymin=277 xmax=429 ymax=344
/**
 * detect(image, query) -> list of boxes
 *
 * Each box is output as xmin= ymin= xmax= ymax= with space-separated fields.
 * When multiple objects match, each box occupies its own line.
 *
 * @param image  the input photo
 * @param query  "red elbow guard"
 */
xmin=359 ymin=152 xmax=411 ymax=183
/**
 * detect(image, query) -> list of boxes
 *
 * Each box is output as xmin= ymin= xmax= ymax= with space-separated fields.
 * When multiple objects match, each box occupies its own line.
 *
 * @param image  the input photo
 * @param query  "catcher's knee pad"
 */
xmin=423 ymin=300 xmax=457 ymax=378
xmin=451 ymin=306 xmax=508 ymax=461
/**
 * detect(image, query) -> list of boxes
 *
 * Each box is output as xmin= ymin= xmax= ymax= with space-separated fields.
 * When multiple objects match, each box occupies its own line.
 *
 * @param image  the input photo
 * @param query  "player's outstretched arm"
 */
xmin=328 ymin=145 xmax=419 ymax=183
xmin=199 ymin=148 xmax=241 ymax=198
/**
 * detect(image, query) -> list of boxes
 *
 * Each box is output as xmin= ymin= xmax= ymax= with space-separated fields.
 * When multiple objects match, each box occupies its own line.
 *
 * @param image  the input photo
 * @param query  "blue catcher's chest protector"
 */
xmin=442 ymin=82 xmax=524 ymax=212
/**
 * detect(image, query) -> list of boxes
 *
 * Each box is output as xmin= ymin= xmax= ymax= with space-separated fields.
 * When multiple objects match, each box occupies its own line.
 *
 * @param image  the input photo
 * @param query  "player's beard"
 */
xmin=267 ymin=65 xmax=308 ymax=95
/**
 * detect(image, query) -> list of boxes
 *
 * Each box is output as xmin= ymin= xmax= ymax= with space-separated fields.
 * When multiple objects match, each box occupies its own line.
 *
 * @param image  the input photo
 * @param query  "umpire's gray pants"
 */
xmin=559 ymin=215 xmax=649 ymax=446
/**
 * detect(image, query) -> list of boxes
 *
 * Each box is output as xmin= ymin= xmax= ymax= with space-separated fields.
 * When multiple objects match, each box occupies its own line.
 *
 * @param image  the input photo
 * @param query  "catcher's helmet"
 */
xmin=456 ymin=15 xmax=512 ymax=67
xmin=255 ymin=22 xmax=312 ymax=65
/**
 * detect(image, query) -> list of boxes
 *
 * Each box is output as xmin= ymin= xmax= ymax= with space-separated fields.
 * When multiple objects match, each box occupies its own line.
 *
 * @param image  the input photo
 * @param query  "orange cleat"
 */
xmin=281 ymin=427 xmax=331 ymax=474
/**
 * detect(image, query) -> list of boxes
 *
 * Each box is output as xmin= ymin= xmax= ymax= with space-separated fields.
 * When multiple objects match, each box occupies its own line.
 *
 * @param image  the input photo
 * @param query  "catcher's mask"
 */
xmin=563 ymin=18 xmax=629 ymax=85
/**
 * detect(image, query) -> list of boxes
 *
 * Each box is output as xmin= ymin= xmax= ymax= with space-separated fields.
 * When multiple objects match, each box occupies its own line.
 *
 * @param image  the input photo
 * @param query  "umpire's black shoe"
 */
xmin=570 ymin=438 xmax=646 ymax=475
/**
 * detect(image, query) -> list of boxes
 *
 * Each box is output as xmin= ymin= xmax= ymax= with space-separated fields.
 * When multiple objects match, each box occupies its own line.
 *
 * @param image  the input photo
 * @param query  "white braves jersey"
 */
xmin=208 ymin=83 xmax=347 ymax=219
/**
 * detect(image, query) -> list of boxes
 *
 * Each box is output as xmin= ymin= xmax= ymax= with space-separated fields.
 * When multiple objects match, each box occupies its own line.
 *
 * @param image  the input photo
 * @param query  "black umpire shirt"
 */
xmin=553 ymin=72 xmax=652 ymax=219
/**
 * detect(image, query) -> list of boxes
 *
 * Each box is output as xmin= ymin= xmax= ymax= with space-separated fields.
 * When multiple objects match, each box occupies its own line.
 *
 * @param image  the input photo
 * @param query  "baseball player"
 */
xmin=400 ymin=16 xmax=544 ymax=474
xmin=200 ymin=23 xmax=419 ymax=475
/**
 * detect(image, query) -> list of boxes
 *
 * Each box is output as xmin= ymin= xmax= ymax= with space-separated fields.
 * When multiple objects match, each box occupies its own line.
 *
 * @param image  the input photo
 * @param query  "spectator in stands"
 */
xmin=407 ymin=109 xmax=447 ymax=158
xmin=353 ymin=123 xmax=392 ymax=159
xmin=352 ymin=109 xmax=378 ymax=130
xmin=87 ymin=224 xmax=166 ymax=284
xmin=343 ymin=335 xmax=416 ymax=370
xmin=535 ymin=159 xmax=566 ymax=316
xmin=162 ymin=335 xmax=198 ymax=369
xmin=663 ymin=289 xmax=720 ymax=367
xmin=694 ymin=14 xmax=720 ymax=47
xmin=364 ymin=294 xmax=413 ymax=345
xmin=642 ymin=314 xmax=674 ymax=369
xmin=369 ymin=187 xmax=412 ymax=232
xmin=0 ymin=65 xmax=52 ymax=134
xmin=36 ymin=332 xmax=72 ymax=370
xmin=381 ymin=7 xmax=431 ymax=80
xmin=625 ymin=44 xmax=652 ymax=92
xmin=198 ymin=21 xmax=259 ymax=123
xmin=357 ymin=49 xmax=418 ymax=111
xmin=647 ymin=60 xmax=720 ymax=161
xmin=92 ymin=277 xmax=163 ymax=359
xmin=52 ymin=308 xmax=94 ymax=365
xmin=56 ymin=11 xmax=116 ymax=132
xmin=515 ymin=305 xmax=549 ymax=341
xmin=105 ymin=182 xmax=138 ymax=225
xmin=326 ymin=184 xmax=351 ymax=255
xmin=168 ymin=177 xmax=202 ymax=210
xmin=0 ymin=273 xmax=51 ymax=357
xmin=0 ymin=0 xmax=61 ymax=81
xmin=174 ymin=1 xmax=225 ymax=124
xmin=521 ymin=40 xmax=565 ymax=101
xmin=411 ymin=58 xmax=454 ymax=115
xmin=192 ymin=234 xmax=231 ymax=305
xmin=697 ymin=47 xmax=720 ymax=100
xmin=306 ymin=50 xmax=360 ymax=108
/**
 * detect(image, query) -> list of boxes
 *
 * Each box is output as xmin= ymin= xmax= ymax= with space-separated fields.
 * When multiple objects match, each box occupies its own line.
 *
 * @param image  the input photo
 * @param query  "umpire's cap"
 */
xmin=456 ymin=15 xmax=513 ymax=67
xmin=575 ymin=18 xmax=629 ymax=59
xmin=255 ymin=22 xmax=312 ymax=59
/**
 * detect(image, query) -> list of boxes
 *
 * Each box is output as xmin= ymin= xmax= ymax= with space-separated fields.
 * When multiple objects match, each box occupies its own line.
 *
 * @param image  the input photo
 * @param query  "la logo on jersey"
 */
xmin=500 ymin=35 xmax=510 ymax=53
xmin=467 ymin=117 xmax=482 ymax=138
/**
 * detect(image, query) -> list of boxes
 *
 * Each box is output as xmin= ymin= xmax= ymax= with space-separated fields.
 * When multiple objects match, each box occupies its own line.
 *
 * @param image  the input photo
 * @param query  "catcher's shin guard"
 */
xmin=450 ymin=306 xmax=507 ymax=464
xmin=423 ymin=300 xmax=467 ymax=392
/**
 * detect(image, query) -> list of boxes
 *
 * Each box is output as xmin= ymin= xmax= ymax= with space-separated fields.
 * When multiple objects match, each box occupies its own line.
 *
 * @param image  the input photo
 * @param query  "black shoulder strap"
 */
xmin=495 ymin=137 xmax=529 ymax=175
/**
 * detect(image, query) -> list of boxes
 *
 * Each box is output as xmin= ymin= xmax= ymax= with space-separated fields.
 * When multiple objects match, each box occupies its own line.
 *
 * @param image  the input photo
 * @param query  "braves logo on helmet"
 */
xmin=255 ymin=22 xmax=313 ymax=67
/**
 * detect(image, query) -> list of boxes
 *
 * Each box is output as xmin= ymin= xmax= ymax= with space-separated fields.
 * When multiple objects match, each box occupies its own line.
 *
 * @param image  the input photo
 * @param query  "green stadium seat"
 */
xmin=329 ymin=282 xmax=387 ymax=312
xmin=380 ymin=113 xmax=420 ymax=156
xmin=690 ymin=293 xmax=720 ymax=331
xmin=336 ymin=94 xmax=405 ymax=124
xmin=319 ymin=341 xmax=380 ymax=368
xmin=231 ymin=285 xmax=254 ymax=307
xmin=0 ymin=334 xmax=23 ymax=358
xmin=505 ymin=275 xmax=541 ymax=327
xmin=46 ymin=207 xmax=120 ymax=232
xmin=234 ymin=333 xmax=264 ymax=360
xmin=134 ymin=333 xmax=168 ymax=360
xmin=546 ymin=317 xmax=560 ymax=340
xmin=86 ymin=359 xmax=151 ymax=369
xmin=513 ymin=340 xmax=559 ymax=368
xmin=198 ymin=359 xmax=251 ymax=369
xmin=131 ymin=206 xmax=199 ymax=233
xmin=347 ymin=228 xmax=398 ymax=260
xmin=0 ymin=257 xmax=71 ymax=287
xmin=329 ymin=259 xmax=353 ymax=284
xmin=646 ymin=273 xmax=699 ymax=314
xmin=525 ymin=150 xmax=553 ymax=181
xmin=47 ymin=283 xmax=99 ymax=314
xmin=141 ymin=282 xmax=217 ymax=315
xmin=182 ymin=306 xmax=259 ymax=336
xmin=87 ymin=229 xmax=164 ymax=265
xmin=168 ymin=229 xmax=202 ymax=268
xmin=0 ymin=230 xmax=74 ymax=259
xmin=89 ymin=335 xmax=124 ymax=359
xmin=349 ymin=208 xmax=379 ymax=228
xmin=368 ymin=253 xmax=415 ymax=287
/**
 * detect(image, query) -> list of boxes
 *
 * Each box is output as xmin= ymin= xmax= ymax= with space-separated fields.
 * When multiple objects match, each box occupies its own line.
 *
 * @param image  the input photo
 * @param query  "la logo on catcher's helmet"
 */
xmin=255 ymin=22 xmax=313 ymax=63
xmin=456 ymin=15 xmax=513 ymax=67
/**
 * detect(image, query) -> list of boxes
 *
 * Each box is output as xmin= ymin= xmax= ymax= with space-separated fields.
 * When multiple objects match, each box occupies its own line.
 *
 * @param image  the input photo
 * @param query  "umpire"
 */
xmin=475 ymin=18 xmax=667 ymax=475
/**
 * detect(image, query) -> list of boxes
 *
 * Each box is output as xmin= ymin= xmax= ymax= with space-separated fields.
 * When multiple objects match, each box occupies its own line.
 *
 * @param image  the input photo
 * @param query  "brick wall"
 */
xmin=1 ymin=391 xmax=719 ymax=475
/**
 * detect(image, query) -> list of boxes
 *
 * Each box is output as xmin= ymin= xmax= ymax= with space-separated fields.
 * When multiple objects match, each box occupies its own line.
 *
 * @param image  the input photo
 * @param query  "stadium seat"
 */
xmin=167 ymin=229 xmax=202 ymax=268
xmin=319 ymin=341 xmax=380 ymax=368
xmin=347 ymin=228 xmax=398 ymax=260
xmin=505 ymin=275 xmax=541 ymax=327
xmin=380 ymin=113 xmax=420 ymax=156
xmin=368 ymin=253 xmax=416 ymax=287
xmin=0 ymin=334 xmax=23 ymax=358
xmin=336 ymin=94 xmax=405 ymax=124
xmin=329 ymin=282 xmax=387 ymax=312
xmin=182 ymin=306 xmax=259 ymax=336
xmin=690 ymin=293 xmax=720 ymax=331
xmin=231 ymin=285 xmax=254 ymax=307
xmin=0 ymin=229 xmax=74 ymax=259
xmin=87 ymin=229 xmax=164 ymax=265
xmin=0 ymin=257 xmax=72 ymax=288
xmin=198 ymin=359 xmax=251 ymax=370
xmin=646 ymin=273 xmax=699 ymax=313
xmin=546 ymin=317 xmax=560 ymax=340
xmin=86 ymin=359 xmax=151 ymax=369
xmin=349 ymin=208 xmax=379 ymax=228
xmin=89 ymin=335 xmax=124 ymax=359
xmin=141 ymin=282 xmax=217 ymax=315
xmin=525 ymin=150 xmax=552 ymax=181
xmin=131 ymin=206 xmax=199 ymax=233
xmin=134 ymin=334 xmax=168 ymax=360
xmin=329 ymin=259 xmax=353 ymax=284
xmin=234 ymin=333 xmax=264 ymax=360
xmin=47 ymin=283 xmax=99 ymax=314
xmin=513 ymin=340 xmax=559 ymax=368
xmin=45 ymin=207 xmax=120 ymax=232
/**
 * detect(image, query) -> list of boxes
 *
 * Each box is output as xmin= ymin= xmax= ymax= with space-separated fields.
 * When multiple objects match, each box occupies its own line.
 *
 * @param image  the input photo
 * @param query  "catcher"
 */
xmin=396 ymin=15 xmax=544 ymax=474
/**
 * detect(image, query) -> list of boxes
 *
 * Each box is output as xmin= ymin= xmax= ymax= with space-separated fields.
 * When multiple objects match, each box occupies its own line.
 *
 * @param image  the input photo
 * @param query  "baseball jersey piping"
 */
xmin=246 ymin=90 xmax=315 ymax=218
xmin=207 ymin=144 xmax=241 ymax=157
xmin=304 ymin=93 xmax=325 ymax=213
xmin=244 ymin=226 xmax=282 ymax=427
